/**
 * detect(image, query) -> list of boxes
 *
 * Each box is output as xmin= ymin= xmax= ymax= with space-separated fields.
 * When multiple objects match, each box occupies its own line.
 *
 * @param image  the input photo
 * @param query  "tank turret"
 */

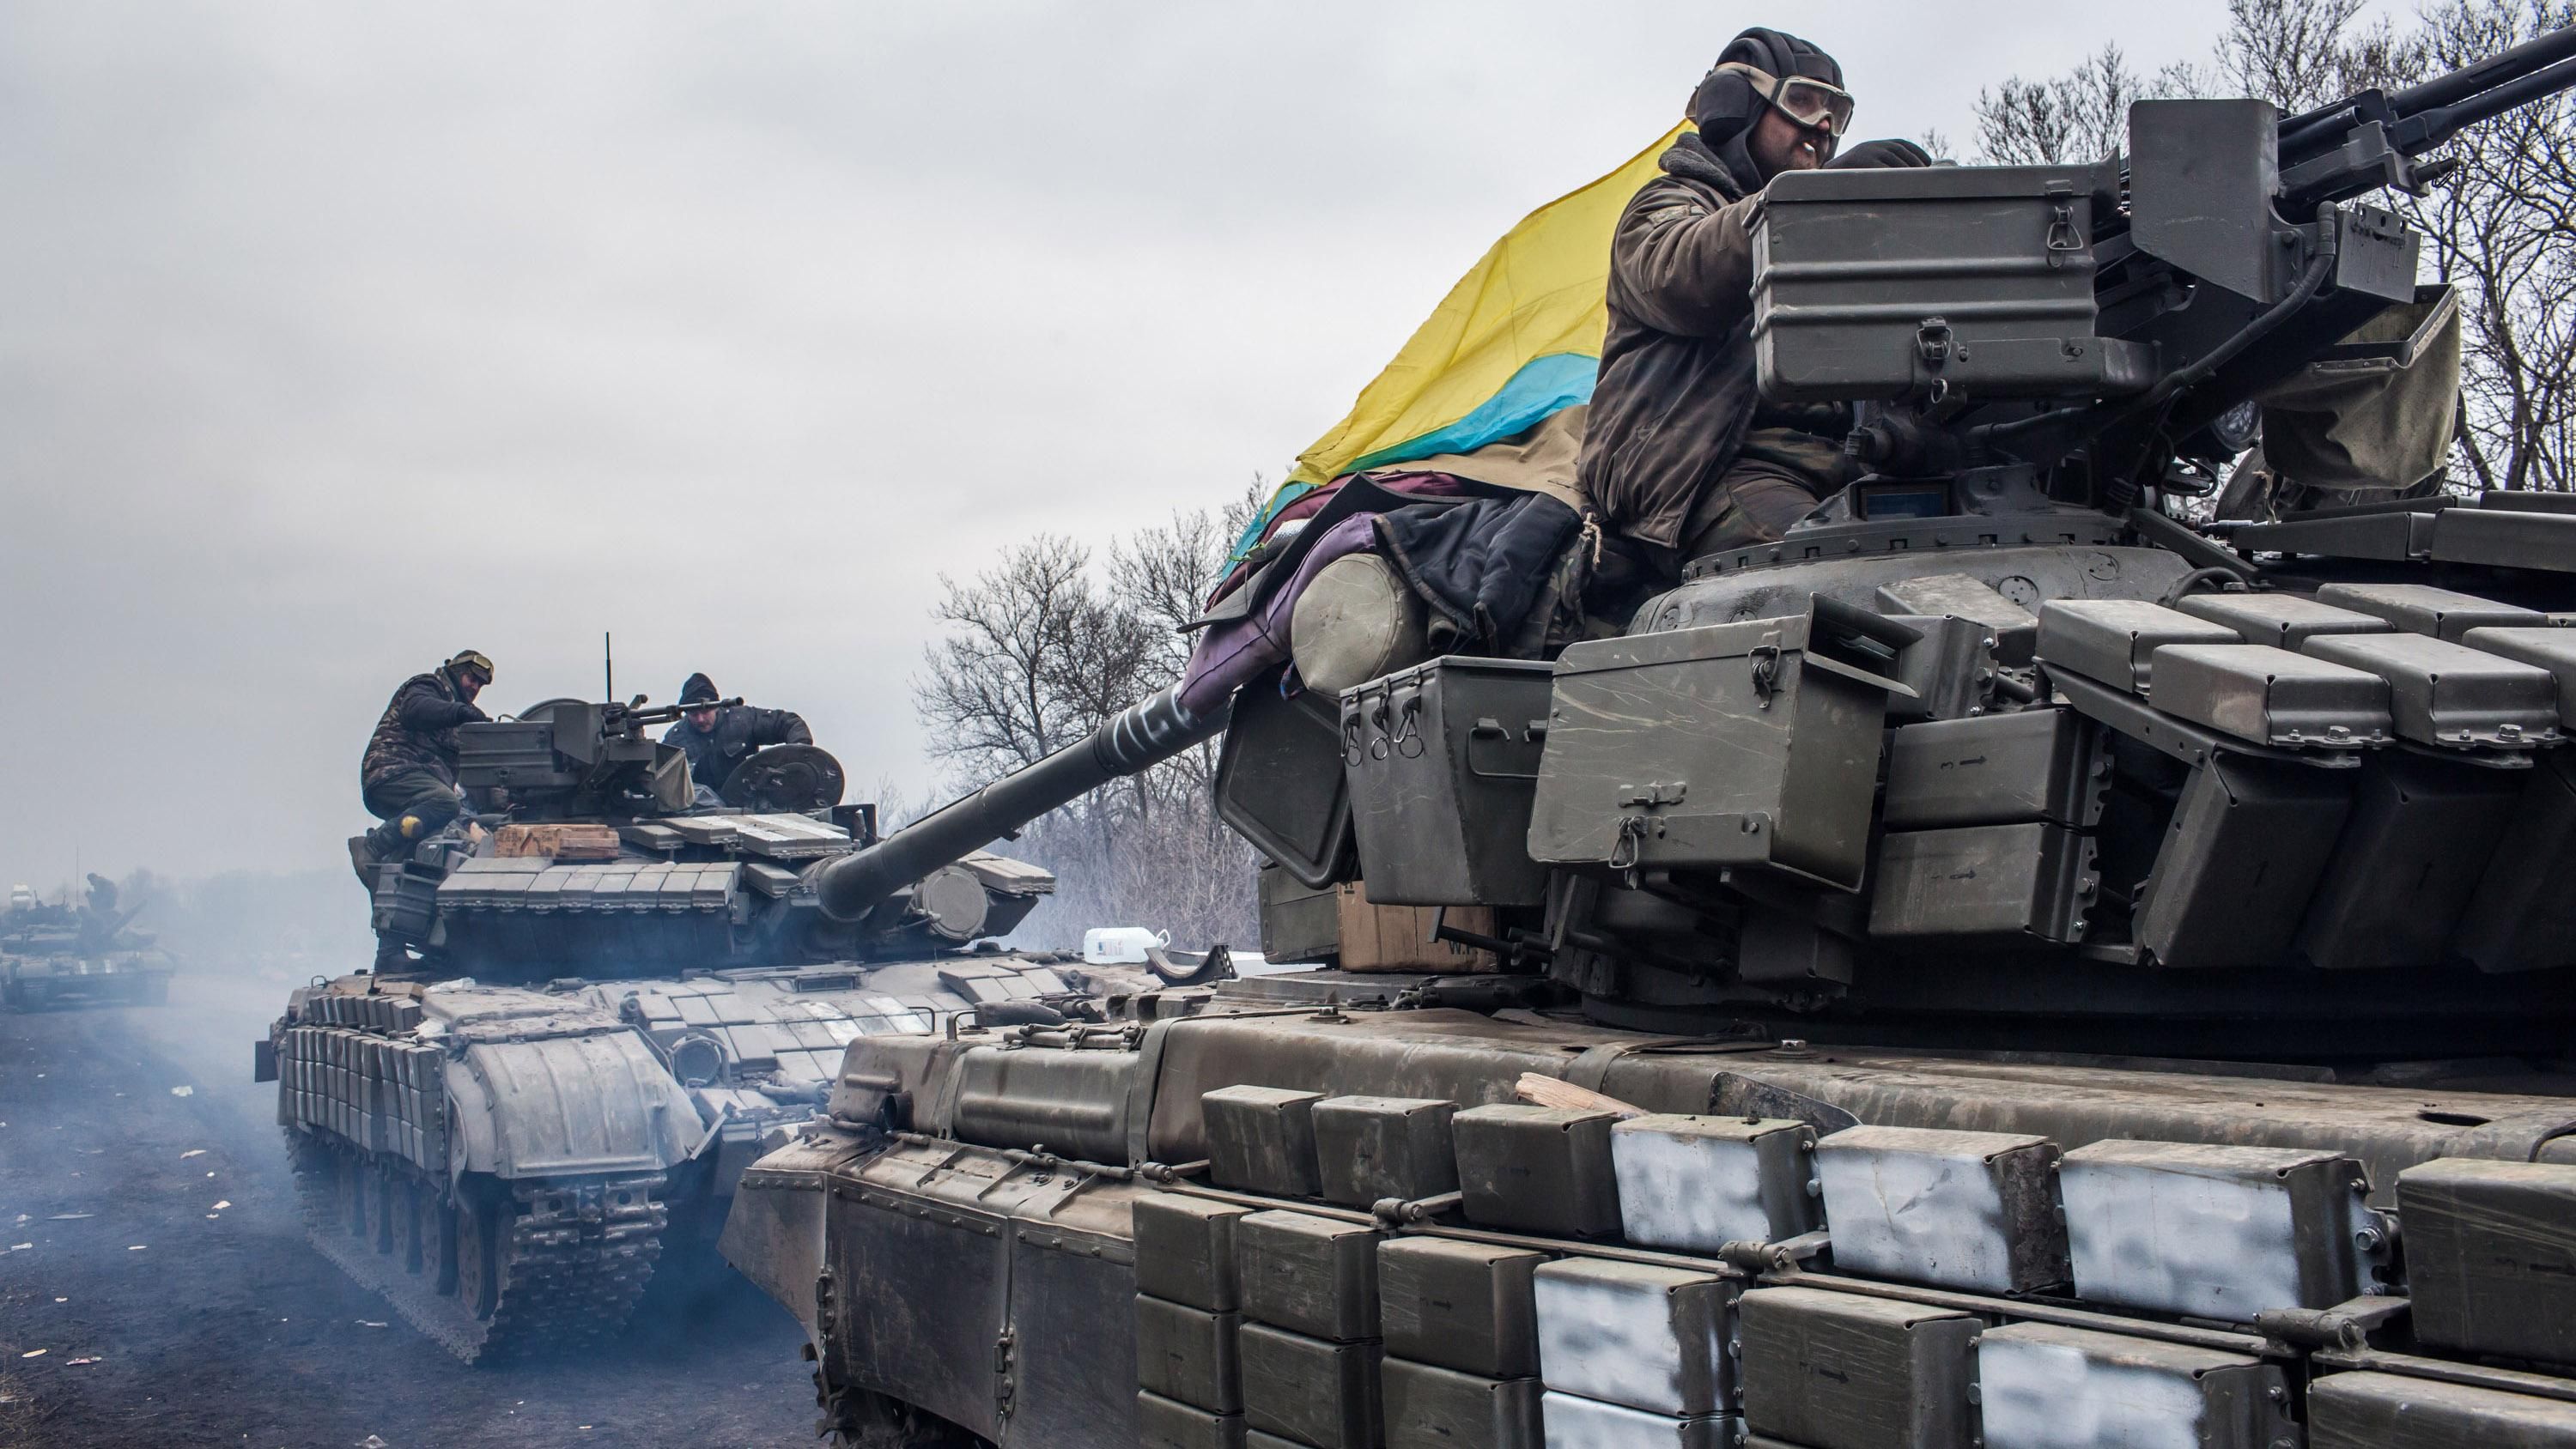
xmin=726 ymin=33 xmax=2576 ymax=1449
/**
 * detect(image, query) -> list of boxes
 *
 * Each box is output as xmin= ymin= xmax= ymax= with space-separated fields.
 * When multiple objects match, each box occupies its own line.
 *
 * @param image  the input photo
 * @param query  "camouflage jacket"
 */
xmin=361 ymin=670 xmax=478 ymax=789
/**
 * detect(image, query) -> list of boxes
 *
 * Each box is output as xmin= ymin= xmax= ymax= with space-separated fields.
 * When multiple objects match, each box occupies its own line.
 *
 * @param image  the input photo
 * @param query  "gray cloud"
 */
xmin=0 ymin=0 xmax=2233 ymax=888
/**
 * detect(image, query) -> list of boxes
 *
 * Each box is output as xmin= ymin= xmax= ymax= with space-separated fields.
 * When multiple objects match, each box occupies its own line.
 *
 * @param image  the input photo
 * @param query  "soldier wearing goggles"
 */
xmin=1576 ymin=28 xmax=1930 ymax=609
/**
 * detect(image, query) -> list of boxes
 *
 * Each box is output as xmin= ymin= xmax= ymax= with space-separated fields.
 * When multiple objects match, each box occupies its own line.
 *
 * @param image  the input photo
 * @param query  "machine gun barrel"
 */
xmin=611 ymin=696 xmax=743 ymax=731
xmin=813 ymin=687 xmax=1226 ymax=923
xmin=2278 ymin=23 xmax=2576 ymax=167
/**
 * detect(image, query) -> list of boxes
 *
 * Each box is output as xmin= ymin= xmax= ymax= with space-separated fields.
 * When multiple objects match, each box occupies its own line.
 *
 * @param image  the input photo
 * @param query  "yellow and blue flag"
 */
xmin=1235 ymin=121 xmax=1689 ymax=560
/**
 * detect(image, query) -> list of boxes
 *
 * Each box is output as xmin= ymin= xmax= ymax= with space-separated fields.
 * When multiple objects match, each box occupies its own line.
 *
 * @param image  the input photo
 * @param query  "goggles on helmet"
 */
xmin=1717 ymin=61 xmax=1855 ymax=137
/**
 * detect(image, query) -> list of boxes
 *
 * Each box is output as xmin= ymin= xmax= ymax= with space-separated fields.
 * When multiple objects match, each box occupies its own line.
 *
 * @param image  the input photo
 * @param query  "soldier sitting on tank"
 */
xmin=1577 ymin=28 xmax=1931 ymax=593
xmin=359 ymin=649 xmax=493 ymax=858
xmin=663 ymin=672 xmax=812 ymax=804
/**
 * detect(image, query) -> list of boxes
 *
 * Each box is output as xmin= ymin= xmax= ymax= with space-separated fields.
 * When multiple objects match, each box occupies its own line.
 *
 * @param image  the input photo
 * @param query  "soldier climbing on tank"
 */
xmin=359 ymin=650 xmax=493 ymax=857
xmin=1577 ymin=28 xmax=1932 ymax=594
xmin=662 ymin=672 xmax=812 ymax=804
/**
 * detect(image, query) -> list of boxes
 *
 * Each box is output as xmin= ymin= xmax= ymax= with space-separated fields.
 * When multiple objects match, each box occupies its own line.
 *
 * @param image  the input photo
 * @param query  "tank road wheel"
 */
xmin=338 ymin=1155 xmax=372 ymax=1240
xmin=451 ymin=1191 xmax=503 ymax=1322
xmin=388 ymin=1179 xmax=425 ymax=1276
xmin=373 ymin=1165 xmax=403 ymax=1256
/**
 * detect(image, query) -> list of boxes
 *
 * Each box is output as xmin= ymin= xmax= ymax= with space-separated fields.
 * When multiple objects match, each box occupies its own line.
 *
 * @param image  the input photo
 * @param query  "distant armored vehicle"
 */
xmin=726 ymin=31 xmax=2576 ymax=1449
xmin=256 ymin=694 xmax=1162 ymax=1362
xmin=1 ymin=876 xmax=173 ymax=1010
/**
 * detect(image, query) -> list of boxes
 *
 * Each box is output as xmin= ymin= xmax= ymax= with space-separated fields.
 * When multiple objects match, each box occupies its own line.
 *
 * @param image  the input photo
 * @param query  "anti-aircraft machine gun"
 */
xmin=725 ymin=34 xmax=2576 ymax=1449
xmin=256 ymin=693 xmax=1148 ymax=1363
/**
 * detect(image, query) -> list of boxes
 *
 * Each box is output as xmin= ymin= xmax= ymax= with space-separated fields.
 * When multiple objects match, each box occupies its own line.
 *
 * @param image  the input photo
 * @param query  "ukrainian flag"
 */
xmin=1236 ymin=120 xmax=1690 ymax=559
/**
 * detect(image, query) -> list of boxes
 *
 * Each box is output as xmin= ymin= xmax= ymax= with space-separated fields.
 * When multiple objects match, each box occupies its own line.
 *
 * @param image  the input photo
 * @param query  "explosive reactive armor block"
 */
xmin=1533 ymin=1258 xmax=1733 ymax=1417
xmin=2302 ymin=631 xmax=2561 ymax=749
xmin=1312 ymin=1095 xmax=1460 ymax=1208
xmin=1451 ymin=1105 xmax=1622 ymax=1238
xmin=2036 ymin=600 xmax=2241 ymax=694
xmin=2455 ymin=750 xmax=2576 ymax=973
xmin=2399 ymin=1157 xmax=2576 ymax=1367
xmin=2174 ymin=592 xmax=2394 ymax=651
xmin=2314 ymin=581 xmax=2545 ymax=641
xmin=1814 ymin=1126 xmax=2070 ymax=1294
xmin=1138 ymin=1391 xmax=1248 ymax=1449
xmin=1974 ymin=1324 xmax=2298 ymax=1449
xmin=2058 ymin=1141 xmax=2377 ymax=1319
xmin=1134 ymin=1194 xmax=1249 ymax=1313
xmin=1539 ymin=1391 xmax=1735 ymax=1449
xmin=1236 ymin=1210 xmax=1381 ymax=1343
xmin=1381 ymin=1358 xmax=1543 ymax=1449
xmin=2464 ymin=625 xmax=2576 ymax=725
xmin=2294 ymin=751 xmax=2525 ymax=970
xmin=1136 ymin=1294 xmax=1245 ymax=1414
xmin=2143 ymin=644 xmax=2394 ymax=749
xmin=1203 ymin=1086 xmax=1326 ymax=1197
xmin=1610 ymin=1114 xmax=1819 ymax=1252
xmin=1377 ymin=1237 xmax=1542 ymax=1379
xmin=2308 ymin=1371 xmax=2576 ymax=1448
xmin=1735 ymin=1286 xmax=1979 ymax=1449
xmin=1239 ymin=1323 xmax=1382 ymax=1449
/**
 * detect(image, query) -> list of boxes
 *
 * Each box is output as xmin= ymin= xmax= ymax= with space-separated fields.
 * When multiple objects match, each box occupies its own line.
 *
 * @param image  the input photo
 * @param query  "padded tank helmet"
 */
xmin=1688 ymin=27 xmax=1852 ymax=145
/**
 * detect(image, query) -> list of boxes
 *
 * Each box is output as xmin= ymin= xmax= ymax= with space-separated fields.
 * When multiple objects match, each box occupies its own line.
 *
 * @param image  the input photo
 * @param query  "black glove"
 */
xmin=452 ymin=700 xmax=489 ymax=725
xmin=1827 ymin=138 xmax=1935 ymax=169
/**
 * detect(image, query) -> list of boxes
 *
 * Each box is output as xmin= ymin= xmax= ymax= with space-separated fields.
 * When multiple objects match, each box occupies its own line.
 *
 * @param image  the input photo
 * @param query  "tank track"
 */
xmin=286 ymin=1130 xmax=665 ymax=1364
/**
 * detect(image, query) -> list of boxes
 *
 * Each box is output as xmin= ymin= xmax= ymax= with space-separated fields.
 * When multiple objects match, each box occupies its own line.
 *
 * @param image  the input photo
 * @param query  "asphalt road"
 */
xmin=0 ymin=968 xmax=820 ymax=1449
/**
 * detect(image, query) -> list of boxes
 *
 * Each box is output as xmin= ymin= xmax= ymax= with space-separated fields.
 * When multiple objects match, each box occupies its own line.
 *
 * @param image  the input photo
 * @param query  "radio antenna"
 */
xmin=604 ymin=632 xmax=614 ymax=702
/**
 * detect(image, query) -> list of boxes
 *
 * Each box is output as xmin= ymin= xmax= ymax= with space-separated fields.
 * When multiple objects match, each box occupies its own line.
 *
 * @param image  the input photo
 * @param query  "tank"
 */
xmin=0 ymin=876 xmax=173 ymax=1010
xmin=724 ymin=33 xmax=2576 ymax=1449
xmin=254 ymin=690 xmax=1220 ymax=1362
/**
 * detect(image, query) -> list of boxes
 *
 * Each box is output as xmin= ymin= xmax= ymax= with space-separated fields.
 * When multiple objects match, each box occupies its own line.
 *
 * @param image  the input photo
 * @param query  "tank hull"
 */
xmin=729 ymin=989 xmax=2576 ymax=1446
xmin=1 ymin=949 xmax=173 ymax=1010
xmin=266 ymin=952 xmax=1103 ymax=1363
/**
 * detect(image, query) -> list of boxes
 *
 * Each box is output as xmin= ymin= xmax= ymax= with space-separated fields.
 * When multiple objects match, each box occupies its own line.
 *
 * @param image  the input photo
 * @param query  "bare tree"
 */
xmin=1972 ymin=44 xmax=2195 ymax=164
xmin=913 ymin=502 xmax=1265 ymax=951
xmin=2403 ymin=0 xmax=2576 ymax=491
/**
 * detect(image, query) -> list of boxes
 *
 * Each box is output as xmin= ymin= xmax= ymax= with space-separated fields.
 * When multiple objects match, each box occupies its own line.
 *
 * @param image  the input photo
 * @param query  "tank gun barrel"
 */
xmin=813 ymin=687 xmax=1226 ymax=923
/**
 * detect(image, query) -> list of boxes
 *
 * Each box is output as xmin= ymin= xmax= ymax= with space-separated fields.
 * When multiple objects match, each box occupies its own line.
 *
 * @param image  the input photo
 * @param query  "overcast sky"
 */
xmin=0 ymin=0 xmax=2250 ymax=889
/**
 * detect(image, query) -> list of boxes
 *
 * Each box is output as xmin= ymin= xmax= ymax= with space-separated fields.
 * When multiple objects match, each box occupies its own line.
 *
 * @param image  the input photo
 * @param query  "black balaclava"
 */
xmin=1686 ymin=27 xmax=1845 ymax=189
xmin=680 ymin=673 xmax=720 ymax=707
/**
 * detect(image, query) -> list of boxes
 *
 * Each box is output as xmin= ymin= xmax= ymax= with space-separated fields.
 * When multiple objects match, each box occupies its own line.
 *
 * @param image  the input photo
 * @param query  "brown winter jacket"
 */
xmin=361 ymin=669 xmax=481 ymax=790
xmin=1575 ymin=133 xmax=1770 ymax=553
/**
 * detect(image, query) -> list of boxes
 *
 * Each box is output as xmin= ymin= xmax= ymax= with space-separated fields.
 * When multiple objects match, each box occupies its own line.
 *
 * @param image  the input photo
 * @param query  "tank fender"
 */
xmin=442 ymin=1026 xmax=706 ymax=1184
xmin=720 ymin=1129 xmax=870 ymax=1344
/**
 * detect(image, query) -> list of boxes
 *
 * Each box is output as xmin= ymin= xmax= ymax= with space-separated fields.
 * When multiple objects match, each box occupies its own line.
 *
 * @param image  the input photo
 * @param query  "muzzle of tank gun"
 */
xmin=811 ymin=687 xmax=1229 ymax=923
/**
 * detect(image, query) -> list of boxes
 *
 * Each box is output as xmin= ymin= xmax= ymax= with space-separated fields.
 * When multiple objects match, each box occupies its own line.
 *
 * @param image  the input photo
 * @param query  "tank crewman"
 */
xmin=359 ymin=650 xmax=494 ymax=855
xmin=662 ymin=672 xmax=812 ymax=801
xmin=1577 ymin=28 xmax=1931 ymax=585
